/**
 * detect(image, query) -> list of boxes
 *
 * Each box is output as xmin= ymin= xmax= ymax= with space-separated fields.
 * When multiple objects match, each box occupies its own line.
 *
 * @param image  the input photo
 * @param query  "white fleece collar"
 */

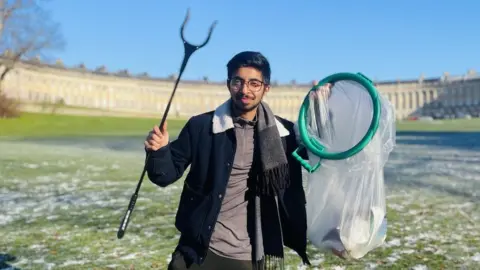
xmin=212 ymin=99 xmax=290 ymax=137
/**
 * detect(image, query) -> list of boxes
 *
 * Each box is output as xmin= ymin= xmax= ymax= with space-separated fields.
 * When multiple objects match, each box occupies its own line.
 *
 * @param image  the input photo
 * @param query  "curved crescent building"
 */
xmin=2 ymin=58 xmax=480 ymax=120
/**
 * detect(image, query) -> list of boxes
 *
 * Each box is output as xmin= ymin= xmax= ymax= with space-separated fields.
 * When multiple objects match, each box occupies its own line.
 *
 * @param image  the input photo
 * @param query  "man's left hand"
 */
xmin=310 ymin=82 xmax=333 ymax=99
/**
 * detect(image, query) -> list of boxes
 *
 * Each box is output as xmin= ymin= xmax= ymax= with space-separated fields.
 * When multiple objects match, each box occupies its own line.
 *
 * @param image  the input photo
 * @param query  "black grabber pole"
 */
xmin=117 ymin=9 xmax=218 ymax=239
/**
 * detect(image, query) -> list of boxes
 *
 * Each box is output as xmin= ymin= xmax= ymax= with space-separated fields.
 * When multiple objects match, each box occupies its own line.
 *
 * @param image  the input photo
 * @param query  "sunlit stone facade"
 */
xmin=2 ymin=59 xmax=479 ymax=120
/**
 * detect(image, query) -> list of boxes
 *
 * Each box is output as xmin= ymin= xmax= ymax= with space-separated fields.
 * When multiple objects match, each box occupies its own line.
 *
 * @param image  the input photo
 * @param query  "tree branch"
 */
xmin=0 ymin=0 xmax=64 ymax=90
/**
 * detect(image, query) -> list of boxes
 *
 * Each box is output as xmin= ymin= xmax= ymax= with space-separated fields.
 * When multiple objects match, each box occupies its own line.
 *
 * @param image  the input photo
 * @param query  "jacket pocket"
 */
xmin=175 ymin=182 xmax=210 ymax=240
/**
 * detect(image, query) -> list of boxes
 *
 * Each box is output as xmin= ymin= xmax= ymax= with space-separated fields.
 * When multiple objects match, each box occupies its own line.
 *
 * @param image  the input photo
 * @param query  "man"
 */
xmin=144 ymin=51 xmax=317 ymax=270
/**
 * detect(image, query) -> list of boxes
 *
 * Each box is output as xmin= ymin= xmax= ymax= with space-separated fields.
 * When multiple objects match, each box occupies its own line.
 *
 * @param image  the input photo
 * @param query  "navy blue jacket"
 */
xmin=146 ymin=101 xmax=309 ymax=266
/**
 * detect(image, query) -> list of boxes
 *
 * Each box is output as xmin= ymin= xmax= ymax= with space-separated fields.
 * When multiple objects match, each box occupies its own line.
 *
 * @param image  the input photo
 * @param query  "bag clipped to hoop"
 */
xmin=292 ymin=73 xmax=396 ymax=259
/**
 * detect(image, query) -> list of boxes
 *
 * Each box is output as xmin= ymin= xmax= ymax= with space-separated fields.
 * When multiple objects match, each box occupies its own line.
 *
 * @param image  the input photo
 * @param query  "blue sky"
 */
xmin=45 ymin=0 xmax=479 ymax=84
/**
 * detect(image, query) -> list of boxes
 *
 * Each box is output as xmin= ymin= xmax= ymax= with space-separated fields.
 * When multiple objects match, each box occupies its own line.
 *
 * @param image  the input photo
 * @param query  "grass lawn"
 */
xmin=1 ymin=113 xmax=480 ymax=139
xmin=0 ymin=113 xmax=187 ymax=138
xmin=2 ymin=136 xmax=479 ymax=270
xmin=396 ymin=118 xmax=480 ymax=132
xmin=1 ymin=112 xmax=479 ymax=269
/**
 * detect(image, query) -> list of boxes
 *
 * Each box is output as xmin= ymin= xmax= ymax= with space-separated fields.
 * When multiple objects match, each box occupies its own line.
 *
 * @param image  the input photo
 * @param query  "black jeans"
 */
xmin=168 ymin=249 xmax=253 ymax=270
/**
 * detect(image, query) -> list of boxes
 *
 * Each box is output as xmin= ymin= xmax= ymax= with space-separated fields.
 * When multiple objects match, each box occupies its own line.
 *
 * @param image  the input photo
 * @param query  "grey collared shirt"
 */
xmin=209 ymin=116 xmax=256 ymax=260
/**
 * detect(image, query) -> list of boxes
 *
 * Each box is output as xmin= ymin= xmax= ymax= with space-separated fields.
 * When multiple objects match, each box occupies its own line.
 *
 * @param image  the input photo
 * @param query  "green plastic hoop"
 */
xmin=292 ymin=72 xmax=381 ymax=173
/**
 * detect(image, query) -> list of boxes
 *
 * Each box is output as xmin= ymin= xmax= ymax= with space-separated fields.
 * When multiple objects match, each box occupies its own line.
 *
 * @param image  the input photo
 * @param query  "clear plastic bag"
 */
xmin=300 ymin=80 xmax=396 ymax=259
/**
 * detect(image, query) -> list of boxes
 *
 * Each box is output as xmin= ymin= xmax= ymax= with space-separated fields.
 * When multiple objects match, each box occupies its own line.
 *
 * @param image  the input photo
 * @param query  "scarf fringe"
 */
xmin=254 ymin=255 xmax=285 ymax=270
xmin=258 ymin=163 xmax=290 ymax=196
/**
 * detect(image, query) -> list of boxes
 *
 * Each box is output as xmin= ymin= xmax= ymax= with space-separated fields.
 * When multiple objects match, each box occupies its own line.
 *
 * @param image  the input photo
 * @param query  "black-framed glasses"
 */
xmin=228 ymin=77 xmax=266 ymax=92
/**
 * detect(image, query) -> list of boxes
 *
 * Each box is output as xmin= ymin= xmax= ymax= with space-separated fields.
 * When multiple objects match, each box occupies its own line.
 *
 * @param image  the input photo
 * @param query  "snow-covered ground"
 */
xmin=0 ymin=133 xmax=479 ymax=269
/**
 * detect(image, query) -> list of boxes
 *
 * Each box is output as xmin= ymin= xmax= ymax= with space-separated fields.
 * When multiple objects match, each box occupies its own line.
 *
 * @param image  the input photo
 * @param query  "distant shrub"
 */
xmin=0 ymin=92 xmax=20 ymax=118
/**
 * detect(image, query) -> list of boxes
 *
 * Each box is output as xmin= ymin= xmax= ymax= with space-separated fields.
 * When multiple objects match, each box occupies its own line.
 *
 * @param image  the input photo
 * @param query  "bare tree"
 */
xmin=0 ymin=0 xmax=64 ymax=90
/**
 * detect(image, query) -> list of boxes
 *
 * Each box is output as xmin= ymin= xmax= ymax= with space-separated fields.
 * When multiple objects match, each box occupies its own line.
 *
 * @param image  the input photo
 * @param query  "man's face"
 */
xmin=228 ymin=66 xmax=269 ymax=113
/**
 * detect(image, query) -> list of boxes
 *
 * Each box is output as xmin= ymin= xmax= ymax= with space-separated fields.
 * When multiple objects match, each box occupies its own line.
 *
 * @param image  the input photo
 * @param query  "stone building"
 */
xmin=1 ymin=58 xmax=479 ymax=120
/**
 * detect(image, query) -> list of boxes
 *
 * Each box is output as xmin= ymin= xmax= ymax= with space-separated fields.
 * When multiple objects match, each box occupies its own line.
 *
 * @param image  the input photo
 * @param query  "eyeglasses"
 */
xmin=228 ymin=77 xmax=266 ymax=92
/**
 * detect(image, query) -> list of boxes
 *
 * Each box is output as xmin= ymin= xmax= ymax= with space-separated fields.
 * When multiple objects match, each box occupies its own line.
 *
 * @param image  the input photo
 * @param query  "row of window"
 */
xmin=385 ymin=87 xmax=480 ymax=110
xmin=7 ymin=70 xmax=480 ymax=113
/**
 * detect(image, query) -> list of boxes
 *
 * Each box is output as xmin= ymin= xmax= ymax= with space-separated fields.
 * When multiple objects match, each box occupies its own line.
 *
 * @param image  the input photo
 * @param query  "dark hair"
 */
xmin=226 ymin=51 xmax=271 ymax=85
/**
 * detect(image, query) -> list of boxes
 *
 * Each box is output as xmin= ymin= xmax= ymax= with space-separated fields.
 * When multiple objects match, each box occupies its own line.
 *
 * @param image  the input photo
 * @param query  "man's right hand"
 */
xmin=144 ymin=122 xmax=169 ymax=151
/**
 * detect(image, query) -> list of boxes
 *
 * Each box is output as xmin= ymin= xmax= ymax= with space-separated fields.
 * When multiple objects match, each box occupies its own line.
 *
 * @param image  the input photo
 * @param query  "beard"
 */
xmin=232 ymin=92 xmax=263 ymax=113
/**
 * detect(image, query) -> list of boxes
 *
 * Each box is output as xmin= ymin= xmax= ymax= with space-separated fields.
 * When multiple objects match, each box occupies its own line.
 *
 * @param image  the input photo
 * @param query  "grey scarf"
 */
xmin=252 ymin=102 xmax=289 ymax=270
xmin=254 ymin=101 xmax=290 ymax=196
